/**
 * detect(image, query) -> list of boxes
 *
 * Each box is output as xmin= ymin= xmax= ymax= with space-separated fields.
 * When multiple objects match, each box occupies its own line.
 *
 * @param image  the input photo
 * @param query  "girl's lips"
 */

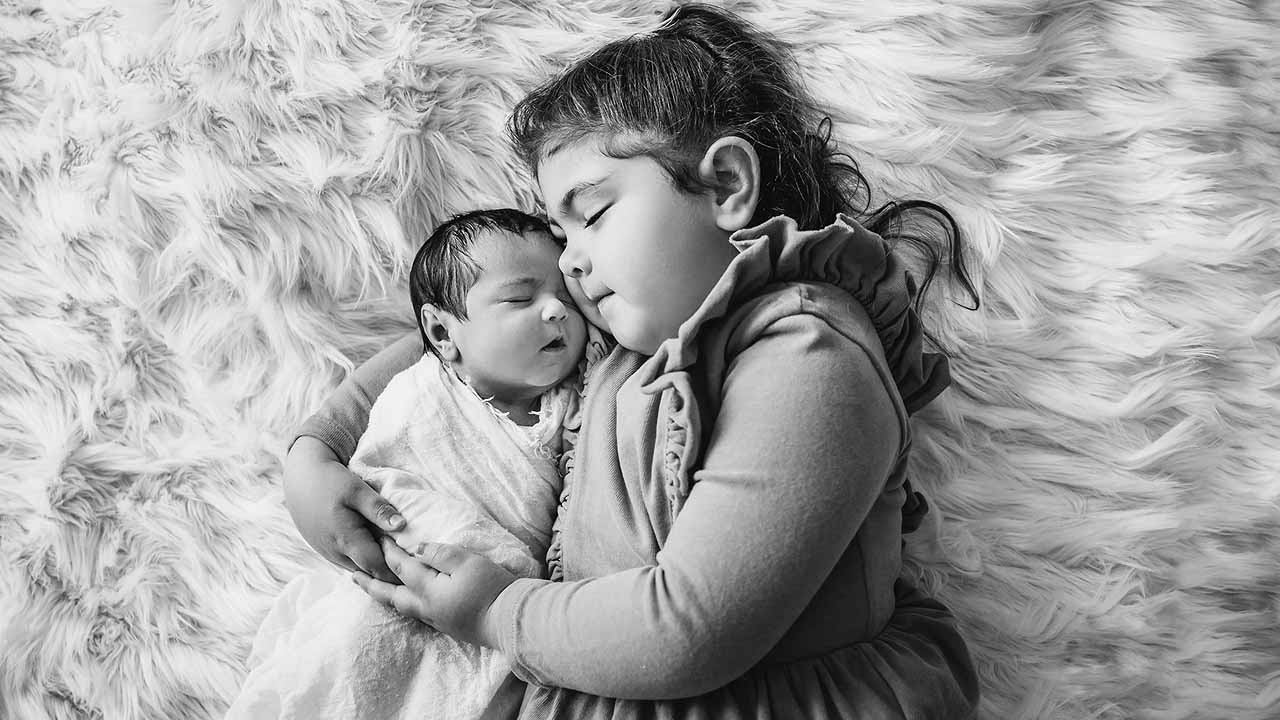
xmin=541 ymin=337 xmax=566 ymax=351
xmin=582 ymin=285 xmax=611 ymax=303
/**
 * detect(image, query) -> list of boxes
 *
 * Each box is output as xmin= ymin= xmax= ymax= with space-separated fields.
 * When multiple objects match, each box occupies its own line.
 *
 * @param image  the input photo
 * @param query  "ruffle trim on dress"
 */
xmin=643 ymin=372 xmax=701 ymax=517
xmin=545 ymin=326 xmax=614 ymax=582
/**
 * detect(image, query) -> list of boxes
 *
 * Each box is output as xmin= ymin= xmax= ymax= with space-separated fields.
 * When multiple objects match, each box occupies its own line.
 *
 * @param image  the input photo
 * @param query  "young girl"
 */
xmin=285 ymin=4 xmax=981 ymax=718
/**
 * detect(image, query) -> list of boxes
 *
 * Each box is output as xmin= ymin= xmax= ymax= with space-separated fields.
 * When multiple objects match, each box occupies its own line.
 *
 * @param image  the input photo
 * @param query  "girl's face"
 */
xmin=538 ymin=140 xmax=739 ymax=354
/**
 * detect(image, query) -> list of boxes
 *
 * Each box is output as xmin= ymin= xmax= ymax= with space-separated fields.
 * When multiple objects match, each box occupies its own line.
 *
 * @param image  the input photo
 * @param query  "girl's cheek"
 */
xmin=581 ymin=301 xmax=608 ymax=332
xmin=564 ymin=276 xmax=608 ymax=330
xmin=564 ymin=274 xmax=588 ymax=303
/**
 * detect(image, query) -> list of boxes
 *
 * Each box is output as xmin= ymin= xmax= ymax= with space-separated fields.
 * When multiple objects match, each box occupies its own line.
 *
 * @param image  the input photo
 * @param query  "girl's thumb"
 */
xmin=353 ymin=485 xmax=405 ymax=532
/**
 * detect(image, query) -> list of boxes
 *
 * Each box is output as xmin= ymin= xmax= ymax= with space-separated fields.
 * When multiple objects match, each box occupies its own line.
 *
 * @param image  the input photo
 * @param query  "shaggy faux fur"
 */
xmin=1 ymin=1 xmax=1277 ymax=718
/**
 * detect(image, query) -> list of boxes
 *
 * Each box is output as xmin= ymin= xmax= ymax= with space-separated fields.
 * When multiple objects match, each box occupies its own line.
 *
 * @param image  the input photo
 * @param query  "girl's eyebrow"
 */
xmin=553 ymin=176 xmax=609 ymax=219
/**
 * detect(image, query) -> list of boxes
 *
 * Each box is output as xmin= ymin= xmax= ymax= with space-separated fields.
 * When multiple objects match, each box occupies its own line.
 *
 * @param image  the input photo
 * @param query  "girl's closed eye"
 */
xmin=583 ymin=205 xmax=610 ymax=228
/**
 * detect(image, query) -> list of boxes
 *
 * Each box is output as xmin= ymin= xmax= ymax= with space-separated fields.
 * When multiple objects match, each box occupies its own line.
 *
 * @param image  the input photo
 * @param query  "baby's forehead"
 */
xmin=468 ymin=228 xmax=562 ymax=278
xmin=470 ymin=226 xmax=556 ymax=256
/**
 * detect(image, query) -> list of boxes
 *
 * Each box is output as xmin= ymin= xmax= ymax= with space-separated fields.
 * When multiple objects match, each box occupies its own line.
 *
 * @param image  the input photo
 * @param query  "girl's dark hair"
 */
xmin=409 ymin=208 xmax=552 ymax=355
xmin=508 ymin=3 xmax=978 ymax=313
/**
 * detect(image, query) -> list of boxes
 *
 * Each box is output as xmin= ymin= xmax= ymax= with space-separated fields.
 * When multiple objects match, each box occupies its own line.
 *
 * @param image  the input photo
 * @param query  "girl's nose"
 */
xmin=558 ymin=241 xmax=589 ymax=278
xmin=543 ymin=297 xmax=568 ymax=322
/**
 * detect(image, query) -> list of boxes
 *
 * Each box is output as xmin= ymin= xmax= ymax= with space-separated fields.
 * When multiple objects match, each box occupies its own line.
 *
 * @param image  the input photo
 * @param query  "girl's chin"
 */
xmin=598 ymin=304 xmax=671 ymax=354
xmin=614 ymin=329 xmax=664 ymax=356
xmin=583 ymin=306 xmax=609 ymax=331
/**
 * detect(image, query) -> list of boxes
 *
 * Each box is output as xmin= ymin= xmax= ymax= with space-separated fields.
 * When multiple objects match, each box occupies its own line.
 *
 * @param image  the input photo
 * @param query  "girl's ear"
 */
xmin=421 ymin=304 xmax=461 ymax=363
xmin=697 ymin=136 xmax=761 ymax=233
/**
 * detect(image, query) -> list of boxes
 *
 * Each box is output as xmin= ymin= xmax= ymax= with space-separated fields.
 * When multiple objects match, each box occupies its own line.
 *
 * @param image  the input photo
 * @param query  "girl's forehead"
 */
xmin=536 ymin=143 xmax=621 ymax=212
xmin=538 ymin=141 xmax=610 ymax=181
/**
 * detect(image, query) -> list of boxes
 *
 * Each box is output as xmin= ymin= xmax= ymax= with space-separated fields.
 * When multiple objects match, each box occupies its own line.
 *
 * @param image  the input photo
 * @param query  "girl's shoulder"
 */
xmin=649 ymin=214 xmax=951 ymax=415
xmin=717 ymin=279 xmax=884 ymax=358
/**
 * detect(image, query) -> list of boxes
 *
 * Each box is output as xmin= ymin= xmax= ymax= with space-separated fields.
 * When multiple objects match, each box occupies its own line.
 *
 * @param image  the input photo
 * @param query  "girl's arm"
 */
xmin=292 ymin=331 xmax=424 ymax=462
xmin=284 ymin=330 xmax=422 ymax=582
xmin=490 ymin=312 xmax=903 ymax=698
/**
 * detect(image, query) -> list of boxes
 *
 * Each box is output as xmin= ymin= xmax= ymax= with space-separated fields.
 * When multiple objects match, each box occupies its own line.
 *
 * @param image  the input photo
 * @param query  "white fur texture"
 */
xmin=1 ymin=1 xmax=1277 ymax=718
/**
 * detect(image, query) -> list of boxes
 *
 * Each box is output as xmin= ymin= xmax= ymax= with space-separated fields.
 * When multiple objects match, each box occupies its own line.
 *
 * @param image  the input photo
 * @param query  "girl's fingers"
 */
xmin=379 ymin=536 xmax=439 ymax=585
xmin=349 ymin=483 xmax=406 ymax=533
xmin=324 ymin=551 xmax=359 ymax=575
xmin=341 ymin=527 xmax=398 ymax=584
xmin=351 ymin=570 xmax=396 ymax=604
xmin=352 ymin=572 xmax=425 ymax=620
xmin=414 ymin=541 xmax=473 ymax=573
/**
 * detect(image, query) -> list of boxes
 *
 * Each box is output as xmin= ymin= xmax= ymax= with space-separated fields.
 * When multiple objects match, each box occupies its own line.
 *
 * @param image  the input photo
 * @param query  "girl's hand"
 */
xmin=353 ymin=537 xmax=517 ymax=649
xmin=284 ymin=436 xmax=406 ymax=583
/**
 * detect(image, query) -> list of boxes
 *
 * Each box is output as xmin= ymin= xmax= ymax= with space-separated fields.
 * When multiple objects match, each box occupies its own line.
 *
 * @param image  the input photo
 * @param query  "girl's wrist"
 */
xmin=479 ymin=579 xmax=526 ymax=651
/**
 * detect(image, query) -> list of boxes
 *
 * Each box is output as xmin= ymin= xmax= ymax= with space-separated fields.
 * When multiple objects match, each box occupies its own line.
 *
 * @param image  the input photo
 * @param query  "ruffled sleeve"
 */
xmin=639 ymin=213 xmax=950 ymax=417
xmin=746 ymin=214 xmax=951 ymax=414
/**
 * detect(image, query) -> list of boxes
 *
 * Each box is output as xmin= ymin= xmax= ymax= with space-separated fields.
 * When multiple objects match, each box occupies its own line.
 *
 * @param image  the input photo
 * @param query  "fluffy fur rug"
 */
xmin=2 ymin=0 xmax=1277 ymax=718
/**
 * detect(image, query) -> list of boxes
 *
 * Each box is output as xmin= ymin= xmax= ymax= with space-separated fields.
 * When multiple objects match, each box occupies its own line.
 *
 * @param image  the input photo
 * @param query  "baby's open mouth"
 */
xmin=542 ymin=337 xmax=566 ymax=351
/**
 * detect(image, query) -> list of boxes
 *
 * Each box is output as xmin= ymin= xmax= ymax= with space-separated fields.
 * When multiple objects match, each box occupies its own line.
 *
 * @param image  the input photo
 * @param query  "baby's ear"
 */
xmin=697 ymin=136 xmax=761 ymax=233
xmin=421 ymin=304 xmax=460 ymax=363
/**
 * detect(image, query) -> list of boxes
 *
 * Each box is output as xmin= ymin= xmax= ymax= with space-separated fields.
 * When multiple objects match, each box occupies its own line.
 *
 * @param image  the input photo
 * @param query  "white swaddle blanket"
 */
xmin=226 ymin=353 xmax=571 ymax=720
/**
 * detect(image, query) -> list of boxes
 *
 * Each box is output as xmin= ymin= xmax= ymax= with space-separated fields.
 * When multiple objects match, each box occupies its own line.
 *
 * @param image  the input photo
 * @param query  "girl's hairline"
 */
xmin=523 ymin=128 xmax=747 ymax=178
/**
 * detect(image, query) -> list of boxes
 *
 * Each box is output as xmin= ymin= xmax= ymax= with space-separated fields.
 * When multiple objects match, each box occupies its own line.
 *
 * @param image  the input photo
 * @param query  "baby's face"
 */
xmin=448 ymin=230 xmax=587 ymax=400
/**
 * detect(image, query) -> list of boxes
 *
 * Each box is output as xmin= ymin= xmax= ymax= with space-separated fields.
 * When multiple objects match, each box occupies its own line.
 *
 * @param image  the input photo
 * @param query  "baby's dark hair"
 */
xmin=409 ymin=208 xmax=553 ymax=355
xmin=508 ymin=2 xmax=978 ymax=312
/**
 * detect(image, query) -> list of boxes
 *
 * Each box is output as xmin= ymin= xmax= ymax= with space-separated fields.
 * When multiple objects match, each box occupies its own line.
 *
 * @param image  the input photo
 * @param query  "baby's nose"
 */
xmin=543 ymin=297 xmax=568 ymax=322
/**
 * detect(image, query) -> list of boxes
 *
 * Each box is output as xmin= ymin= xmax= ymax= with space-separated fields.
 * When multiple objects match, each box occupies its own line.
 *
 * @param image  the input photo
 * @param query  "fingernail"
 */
xmin=389 ymin=514 xmax=405 ymax=528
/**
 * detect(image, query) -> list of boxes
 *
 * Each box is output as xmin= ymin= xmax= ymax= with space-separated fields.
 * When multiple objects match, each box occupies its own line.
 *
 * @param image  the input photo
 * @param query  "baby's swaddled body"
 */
xmin=227 ymin=353 xmax=571 ymax=720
